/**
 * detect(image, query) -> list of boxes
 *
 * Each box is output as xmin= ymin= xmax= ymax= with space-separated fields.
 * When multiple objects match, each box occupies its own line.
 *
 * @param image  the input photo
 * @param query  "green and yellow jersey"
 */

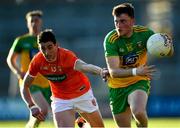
xmin=11 ymin=33 xmax=49 ymax=88
xmin=104 ymin=25 xmax=154 ymax=88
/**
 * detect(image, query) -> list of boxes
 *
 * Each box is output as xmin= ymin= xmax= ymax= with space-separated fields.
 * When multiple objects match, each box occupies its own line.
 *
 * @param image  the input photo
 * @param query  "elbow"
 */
xmin=6 ymin=56 xmax=10 ymax=65
xmin=7 ymin=55 xmax=13 ymax=66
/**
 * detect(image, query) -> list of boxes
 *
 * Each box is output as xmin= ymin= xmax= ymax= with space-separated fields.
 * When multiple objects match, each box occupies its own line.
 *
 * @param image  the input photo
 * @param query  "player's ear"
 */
xmin=131 ymin=18 xmax=135 ymax=25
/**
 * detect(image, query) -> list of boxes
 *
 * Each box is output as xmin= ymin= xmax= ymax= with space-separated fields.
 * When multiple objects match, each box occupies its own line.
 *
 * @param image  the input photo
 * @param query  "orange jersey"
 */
xmin=28 ymin=47 xmax=91 ymax=99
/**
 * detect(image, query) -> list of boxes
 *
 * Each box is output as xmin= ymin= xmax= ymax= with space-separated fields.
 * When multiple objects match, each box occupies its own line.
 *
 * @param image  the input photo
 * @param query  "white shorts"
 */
xmin=51 ymin=89 xmax=99 ymax=114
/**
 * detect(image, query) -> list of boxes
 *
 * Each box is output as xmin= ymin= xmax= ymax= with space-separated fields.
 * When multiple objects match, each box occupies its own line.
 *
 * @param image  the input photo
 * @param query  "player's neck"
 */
xmin=46 ymin=48 xmax=59 ymax=63
xmin=126 ymin=29 xmax=133 ymax=38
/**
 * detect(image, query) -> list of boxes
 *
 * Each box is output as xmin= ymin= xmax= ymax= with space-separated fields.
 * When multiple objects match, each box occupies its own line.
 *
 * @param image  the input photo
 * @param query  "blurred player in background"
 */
xmin=7 ymin=10 xmax=51 ymax=128
xmin=103 ymin=3 xmax=174 ymax=128
xmin=20 ymin=29 xmax=107 ymax=128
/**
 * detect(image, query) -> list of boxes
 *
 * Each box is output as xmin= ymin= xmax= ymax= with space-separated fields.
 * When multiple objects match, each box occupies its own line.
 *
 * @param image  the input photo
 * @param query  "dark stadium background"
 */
xmin=0 ymin=0 xmax=179 ymax=120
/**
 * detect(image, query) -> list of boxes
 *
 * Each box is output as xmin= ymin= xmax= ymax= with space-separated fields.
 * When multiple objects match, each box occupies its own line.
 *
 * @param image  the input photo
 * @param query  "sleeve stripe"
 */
xmin=109 ymin=32 xmax=118 ymax=43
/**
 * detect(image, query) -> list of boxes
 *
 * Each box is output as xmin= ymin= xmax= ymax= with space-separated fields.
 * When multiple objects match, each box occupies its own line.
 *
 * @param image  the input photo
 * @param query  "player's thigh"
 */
xmin=74 ymin=94 xmax=104 ymax=127
xmin=127 ymin=80 xmax=149 ymax=112
xmin=74 ymin=89 xmax=99 ymax=113
xmin=53 ymin=109 xmax=76 ymax=128
xmin=128 ymin=89 xmax=148 ymax=112
xmin=113 ymin=107 xmax=132 ymax=127
xmin=80 ymin=110 xmax=104 ymax=127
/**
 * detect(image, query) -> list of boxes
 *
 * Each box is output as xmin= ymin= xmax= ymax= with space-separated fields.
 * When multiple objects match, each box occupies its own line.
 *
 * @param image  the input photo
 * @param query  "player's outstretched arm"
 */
xmin=20 ymin=73 xmax=35 ymax=107
xmin=20 ymin=73 xmax=45 ymax=121
xmin=74 ymin=59 xmax=103 ymax=75
xmin=106 ymin=56 xmax=157 ymax=78
xmin=106 ymin=56 xmax=132 ymax=78
xmin=74 ymin=59 xmax=109 ymax=80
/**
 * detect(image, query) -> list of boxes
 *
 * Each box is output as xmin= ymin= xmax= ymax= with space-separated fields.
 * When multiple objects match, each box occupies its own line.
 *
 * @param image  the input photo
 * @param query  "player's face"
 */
xmin=27 ymin=16 xmax=42 ymax=35
xmin=114 ymin=14 xmax=134 ymax=37
xmin=38 ymin=41 xmax=58 ymax=62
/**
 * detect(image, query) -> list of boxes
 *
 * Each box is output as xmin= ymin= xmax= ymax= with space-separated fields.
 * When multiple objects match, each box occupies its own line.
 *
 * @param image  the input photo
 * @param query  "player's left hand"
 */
xmin=137 ymin=65 xmax=157 ymax=79
xmin=30 ymin=105 xmax=46 ymax=121
xmin=101 ymin=68 xmax=109 ymax=82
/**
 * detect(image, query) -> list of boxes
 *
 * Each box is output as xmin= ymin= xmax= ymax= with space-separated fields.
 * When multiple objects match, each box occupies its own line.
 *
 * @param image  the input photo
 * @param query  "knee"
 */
xmin=132 ymin=108 xmax=147 ymax=119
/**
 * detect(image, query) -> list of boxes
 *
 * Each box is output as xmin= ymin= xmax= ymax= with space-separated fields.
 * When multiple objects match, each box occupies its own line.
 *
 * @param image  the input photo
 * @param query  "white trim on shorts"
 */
xmin=51 ymin=89 xmax=99 ymax=114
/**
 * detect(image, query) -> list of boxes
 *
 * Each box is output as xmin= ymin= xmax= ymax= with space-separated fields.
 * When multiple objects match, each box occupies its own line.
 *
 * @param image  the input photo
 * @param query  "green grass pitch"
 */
xmin=0 ymin=118 xmax=179 ymax=128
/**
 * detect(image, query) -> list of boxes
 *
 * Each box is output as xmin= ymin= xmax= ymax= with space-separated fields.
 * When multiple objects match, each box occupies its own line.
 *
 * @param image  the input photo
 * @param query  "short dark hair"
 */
xmin=112 ymin=3 xmax=134 ymax=18
xmin=26 ymin=10 xmax=43 ymax=20
xmin=38 ymin=29 xmax=56 ymax=44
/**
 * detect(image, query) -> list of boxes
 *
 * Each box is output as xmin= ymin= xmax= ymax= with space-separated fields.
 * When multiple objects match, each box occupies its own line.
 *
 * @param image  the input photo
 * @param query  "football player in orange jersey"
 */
xmin=20 ymin=29 xmax=108 ymax=128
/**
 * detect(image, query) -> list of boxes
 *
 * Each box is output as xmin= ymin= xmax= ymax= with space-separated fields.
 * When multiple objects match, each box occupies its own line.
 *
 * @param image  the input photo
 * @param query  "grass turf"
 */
xmin=0 ymin=118 xmax=179 ymax=128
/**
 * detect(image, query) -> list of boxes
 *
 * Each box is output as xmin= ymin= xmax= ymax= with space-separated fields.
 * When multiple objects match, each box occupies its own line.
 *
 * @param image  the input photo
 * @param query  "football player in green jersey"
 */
xmin=7 ymin=10 xmax=51 ymax=128
xmin=103 ymin=3 xmax=174 ymax=128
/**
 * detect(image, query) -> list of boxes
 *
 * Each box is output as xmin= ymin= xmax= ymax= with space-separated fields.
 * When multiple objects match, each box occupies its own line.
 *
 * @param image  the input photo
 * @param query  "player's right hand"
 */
xmin=30 ymin=106 xmax=46 ymax=121
xmin=101 ymin=68 xmax=109 ymax=82
xmin=136 ymin=65 xmax=157 ymax=79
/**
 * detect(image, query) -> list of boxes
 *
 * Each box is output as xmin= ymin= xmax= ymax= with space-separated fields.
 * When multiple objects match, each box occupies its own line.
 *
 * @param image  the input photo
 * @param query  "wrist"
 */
xmin=132 ymin=68 xmax=137 ymax=76
xmin=29 ymin=104 xmax=38 ymax=110
xmin=28 ymin=103 xmax=35 ymax=108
